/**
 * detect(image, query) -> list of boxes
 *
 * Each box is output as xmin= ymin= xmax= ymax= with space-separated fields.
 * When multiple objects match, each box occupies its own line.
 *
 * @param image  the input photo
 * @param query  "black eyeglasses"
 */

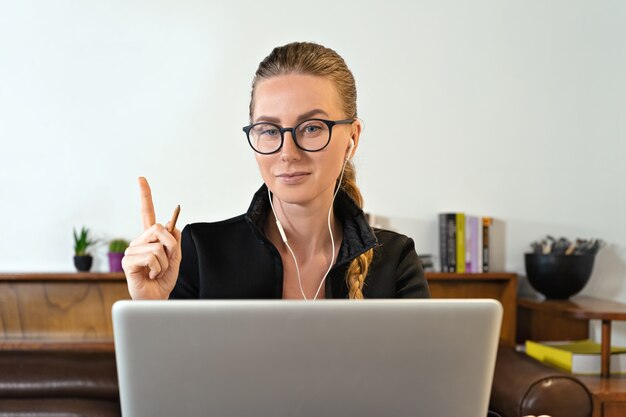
xmin=242 ymin=118 xmax=354 ymax=155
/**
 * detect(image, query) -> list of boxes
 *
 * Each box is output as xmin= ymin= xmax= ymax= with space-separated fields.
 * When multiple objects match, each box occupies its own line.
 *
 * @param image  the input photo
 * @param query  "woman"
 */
xmin=122 ymin=42 xmax=430 ymax=301
xmin=122 ymin=41 xmax=514 ymax=417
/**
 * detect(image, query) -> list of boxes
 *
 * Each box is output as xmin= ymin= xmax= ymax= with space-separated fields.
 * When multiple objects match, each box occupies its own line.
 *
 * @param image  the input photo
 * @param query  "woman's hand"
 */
xmin=122 ymin=177 xmax=182 ymax=300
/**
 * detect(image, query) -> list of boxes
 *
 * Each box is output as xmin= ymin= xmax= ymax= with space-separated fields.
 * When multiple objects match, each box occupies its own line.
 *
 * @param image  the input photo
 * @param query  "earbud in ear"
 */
xmin=346 ymin=139 xmax=355 ymax=161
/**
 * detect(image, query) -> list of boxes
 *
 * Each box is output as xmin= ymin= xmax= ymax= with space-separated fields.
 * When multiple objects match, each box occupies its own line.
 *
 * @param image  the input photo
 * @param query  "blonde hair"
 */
xmin=250 ymin=42 xmax=373 ymax=299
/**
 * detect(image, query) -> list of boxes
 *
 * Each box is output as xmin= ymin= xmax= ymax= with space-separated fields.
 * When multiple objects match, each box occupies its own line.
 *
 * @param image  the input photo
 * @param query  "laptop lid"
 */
xmin=113 ymin=299 xmax=502 ymax=417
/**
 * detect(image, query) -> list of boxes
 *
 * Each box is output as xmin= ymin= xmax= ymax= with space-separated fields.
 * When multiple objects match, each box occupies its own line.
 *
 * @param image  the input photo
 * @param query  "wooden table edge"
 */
xmin=426 ymin=272 xmax=517 ymax=280
xmin=518 ymin=296 xmax=626 ymax=321
xmin=0 ymin=340 xmax=115 ymax=352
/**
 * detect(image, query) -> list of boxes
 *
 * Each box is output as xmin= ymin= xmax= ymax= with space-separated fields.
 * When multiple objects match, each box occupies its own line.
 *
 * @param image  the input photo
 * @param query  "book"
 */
xmin=455 ymin=213 xmax=465 ymax=273
xmin=438 ymin=214 xmax=448 ymax=272
xmin=476 ymin=216 xmax=483 ymax=273
xmin=465 ymin=216 xmax=472 ymax=272
xmin=482 ymin=217 xmax=492 ymax=272
xmin=438 ymin=213 xmax=457 ymax=272
xmin=467 ymin=216 xmax=481 ymax=273
xmin=446 ymin=214 xmax=456 ymax=272
xmin=525 ymin=339 xmax=626 ymax=375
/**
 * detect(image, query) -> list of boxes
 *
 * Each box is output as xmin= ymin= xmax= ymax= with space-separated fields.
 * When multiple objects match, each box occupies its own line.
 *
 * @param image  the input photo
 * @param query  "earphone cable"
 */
xmin=267 ymin=148 xmax=352 ymax=301
xmin=312 ymin=156 xmax=349 ymax=300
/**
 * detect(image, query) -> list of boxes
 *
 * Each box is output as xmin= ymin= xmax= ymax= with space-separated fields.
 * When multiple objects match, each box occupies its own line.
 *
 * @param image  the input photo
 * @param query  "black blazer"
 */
xmin=170 ymin=185 xmax=430 ymax=299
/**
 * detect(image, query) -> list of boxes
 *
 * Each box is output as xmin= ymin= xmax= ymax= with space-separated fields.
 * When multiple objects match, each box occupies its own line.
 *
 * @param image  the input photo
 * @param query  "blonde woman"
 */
xmin=122 ymin=42 xmax=429 ymax=302
xmin=122 ymin=41 xmax=519 ymax=417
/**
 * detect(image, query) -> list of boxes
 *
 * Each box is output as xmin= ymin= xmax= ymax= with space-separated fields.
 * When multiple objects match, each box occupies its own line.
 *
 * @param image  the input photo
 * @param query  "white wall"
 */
xmin=1 ymin=1 xmax=625 ymax=340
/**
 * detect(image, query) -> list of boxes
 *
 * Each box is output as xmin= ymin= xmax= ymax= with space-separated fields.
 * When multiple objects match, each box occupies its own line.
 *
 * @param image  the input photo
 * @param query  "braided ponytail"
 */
xmin=340 ymin=161 xmax=373 ymax=299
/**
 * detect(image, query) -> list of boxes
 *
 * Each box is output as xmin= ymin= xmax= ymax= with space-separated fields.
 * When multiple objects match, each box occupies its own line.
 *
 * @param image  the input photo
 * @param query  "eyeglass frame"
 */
xmin=242 ymin=118 xmax=354 ymax=155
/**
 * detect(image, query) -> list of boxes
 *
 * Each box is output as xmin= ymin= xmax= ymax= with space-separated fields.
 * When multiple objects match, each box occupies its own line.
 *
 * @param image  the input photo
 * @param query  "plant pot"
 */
xmin=74 ymin=255 xmax=93 ymax=272
xmin=524 ymin=253 xmax=595 ymax=299
xmin=108 ymin=252 xmax=124 ymax=273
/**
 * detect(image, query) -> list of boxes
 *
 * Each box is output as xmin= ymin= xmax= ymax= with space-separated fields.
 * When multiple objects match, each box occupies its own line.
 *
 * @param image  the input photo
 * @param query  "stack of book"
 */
xmin=438 ymin=213 xmax=492 ymax=273
xmin=525 ymin=339 xmax=626 ymax=375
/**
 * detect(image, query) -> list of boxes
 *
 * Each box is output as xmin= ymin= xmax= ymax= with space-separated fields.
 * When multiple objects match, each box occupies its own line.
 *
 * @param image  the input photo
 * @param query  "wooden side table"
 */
xmin=518 ymin=296 xmax=626 ymax=378
xmin=518 ymin=296 xmax=626 ymax=417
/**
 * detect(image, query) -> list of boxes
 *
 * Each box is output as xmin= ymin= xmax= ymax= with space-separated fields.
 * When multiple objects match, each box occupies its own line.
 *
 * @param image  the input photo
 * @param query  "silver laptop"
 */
xmin=113 ymin=299 xmax=502 ymax=417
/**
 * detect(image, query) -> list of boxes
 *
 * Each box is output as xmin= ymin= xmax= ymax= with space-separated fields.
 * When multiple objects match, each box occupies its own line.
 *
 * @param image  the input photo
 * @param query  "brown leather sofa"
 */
xmin=0 ymin=347 xmax=592 ymax=417
xmin=0 ymin=350 xmax=120 ymax=417
xmin=490 ymin=347 xmax=593 ymax=417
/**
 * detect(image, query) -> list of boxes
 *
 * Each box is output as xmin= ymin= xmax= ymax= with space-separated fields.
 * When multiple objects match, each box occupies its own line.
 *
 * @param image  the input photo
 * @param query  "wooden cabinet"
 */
xmin=426 ymin=272 xmax=517 ymax=347
xmin=0 ymin=273 xmax=129 ymax=351
xmin=0 ymin=272 xmax=518 ymax=350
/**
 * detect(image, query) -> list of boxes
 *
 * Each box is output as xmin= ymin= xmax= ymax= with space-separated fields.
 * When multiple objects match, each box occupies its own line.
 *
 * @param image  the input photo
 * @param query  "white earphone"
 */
xmin=346 ymin=138 xmax=355 ymax=161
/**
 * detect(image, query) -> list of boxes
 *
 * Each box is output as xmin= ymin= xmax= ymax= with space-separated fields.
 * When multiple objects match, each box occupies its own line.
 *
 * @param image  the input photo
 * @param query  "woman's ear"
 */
xmin=347 ymin=118 xmax=363 ymax=159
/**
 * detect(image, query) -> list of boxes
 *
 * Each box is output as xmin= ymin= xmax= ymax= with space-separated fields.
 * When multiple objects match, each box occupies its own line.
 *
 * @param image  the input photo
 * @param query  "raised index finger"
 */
xmin=138 ymin=176 xmax=156 ymax=230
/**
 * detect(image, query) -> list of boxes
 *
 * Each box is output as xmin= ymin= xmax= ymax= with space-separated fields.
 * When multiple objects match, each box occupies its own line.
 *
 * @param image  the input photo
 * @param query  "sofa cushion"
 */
xmin=0 ymin=351 xmax=118 ymax=401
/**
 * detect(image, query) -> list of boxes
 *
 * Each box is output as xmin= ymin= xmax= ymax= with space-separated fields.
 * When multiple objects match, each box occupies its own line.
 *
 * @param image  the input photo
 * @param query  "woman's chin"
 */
xmin=271 ymin=188 xmax=312 ymax=205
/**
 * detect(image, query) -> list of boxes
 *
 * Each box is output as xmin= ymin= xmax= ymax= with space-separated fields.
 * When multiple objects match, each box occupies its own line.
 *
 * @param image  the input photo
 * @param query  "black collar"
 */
xmin=244 ymin=184 xmax=378 ymax=267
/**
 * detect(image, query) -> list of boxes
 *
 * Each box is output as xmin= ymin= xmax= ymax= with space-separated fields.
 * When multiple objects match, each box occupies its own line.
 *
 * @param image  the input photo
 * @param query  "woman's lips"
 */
xmin=276 ymin=172 xmax=310 ymax=184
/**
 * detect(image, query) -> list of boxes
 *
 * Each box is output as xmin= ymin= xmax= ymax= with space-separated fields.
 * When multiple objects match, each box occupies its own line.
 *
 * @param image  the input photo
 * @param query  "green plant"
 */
xmin=109 ymin=239 xmax=129 ymax=253
xmin=73 ymin=226 xmax=97 ymax=256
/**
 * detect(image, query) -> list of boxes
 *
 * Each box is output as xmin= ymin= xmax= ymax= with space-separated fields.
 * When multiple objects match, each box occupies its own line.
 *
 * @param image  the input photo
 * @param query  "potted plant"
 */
xmin=108 ymin=239 xmax=129 ymax=273
xmin=73 ymin=226 xmax=97 ymax=272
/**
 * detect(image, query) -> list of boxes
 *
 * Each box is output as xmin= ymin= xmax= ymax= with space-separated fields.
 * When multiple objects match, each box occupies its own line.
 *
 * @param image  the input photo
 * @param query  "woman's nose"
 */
xmin=280 ymin=131 xmax=302 ymax=162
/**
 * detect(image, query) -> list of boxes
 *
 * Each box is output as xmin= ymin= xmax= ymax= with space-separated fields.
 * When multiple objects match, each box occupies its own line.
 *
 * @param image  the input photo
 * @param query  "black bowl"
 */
xmin=524 ymin=253 xmax=595 ymax=299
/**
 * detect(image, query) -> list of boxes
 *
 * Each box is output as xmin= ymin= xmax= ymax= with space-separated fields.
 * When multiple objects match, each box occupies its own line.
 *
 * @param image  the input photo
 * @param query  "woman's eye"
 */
xmin=301 ymin=123 xmax=324 ymax=135
xmin=260 ymin=128 xmax=279 ymax=137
